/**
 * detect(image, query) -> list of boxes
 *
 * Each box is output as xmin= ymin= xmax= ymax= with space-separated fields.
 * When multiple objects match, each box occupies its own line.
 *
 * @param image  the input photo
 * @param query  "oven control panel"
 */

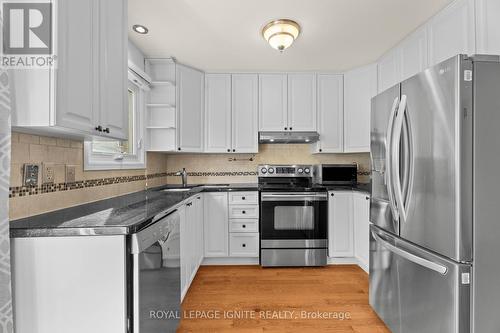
xmin=258 ymin=164 xmax=313 ymax=177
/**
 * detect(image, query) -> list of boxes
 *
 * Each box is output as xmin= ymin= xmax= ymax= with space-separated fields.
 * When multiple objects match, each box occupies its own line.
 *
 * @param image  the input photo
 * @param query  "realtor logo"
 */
xmin=1 ymin=0 xmax=56 ymax=68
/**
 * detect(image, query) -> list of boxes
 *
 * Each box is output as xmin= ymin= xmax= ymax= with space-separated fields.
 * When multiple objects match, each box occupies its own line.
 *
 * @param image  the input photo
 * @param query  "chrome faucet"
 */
xmin=175 ymin=168 xmax=188 ymax=187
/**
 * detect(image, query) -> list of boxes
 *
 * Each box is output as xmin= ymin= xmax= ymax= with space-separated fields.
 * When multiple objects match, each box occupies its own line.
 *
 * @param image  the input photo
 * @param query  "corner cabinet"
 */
xmin=11 ymin=0 xmax=128 ymax=140
xmin=328 ymin=191 xmax=354 ymax=258
xmin=313 ymin=74 xmax=343 ymax=153
xmin=177 ymin=64 xmax=204 ymax=152
xmin=204 ymin=74 xmax=258 ymax=153
xmin=343 ymin=63 xmax=377 ymax=153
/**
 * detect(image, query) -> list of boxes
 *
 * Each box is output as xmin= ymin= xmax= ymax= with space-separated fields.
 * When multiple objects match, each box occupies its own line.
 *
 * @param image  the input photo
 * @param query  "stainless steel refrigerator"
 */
xmin=370 ymin=54 xmax=500 ymax=333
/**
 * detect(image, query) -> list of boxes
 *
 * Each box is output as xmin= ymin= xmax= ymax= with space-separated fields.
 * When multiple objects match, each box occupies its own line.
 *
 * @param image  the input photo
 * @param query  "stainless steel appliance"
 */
xmin=370 ymin=54 xmax=500 ymax=333
xmin=313 ymin=164 xmax=358 ymax=185
xmin=259 ymin=131 xmax=319 ymax=144
xmin=131 ymin=209 xmax=181 ymax=332
xmin=259 ymin=164 xmax=328 ymax=267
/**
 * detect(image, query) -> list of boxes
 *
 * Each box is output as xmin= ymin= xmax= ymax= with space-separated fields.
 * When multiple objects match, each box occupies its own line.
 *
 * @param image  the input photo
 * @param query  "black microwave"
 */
xmin=313 ymin=164 xmax=358 ymax=185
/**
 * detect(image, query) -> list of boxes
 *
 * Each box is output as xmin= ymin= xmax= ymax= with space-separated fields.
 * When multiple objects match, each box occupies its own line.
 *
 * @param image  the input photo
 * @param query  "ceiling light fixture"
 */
xmin=133 ymin=24 xmax=149 ymax=34
xmin=262 ymin=19 xmax=300 ymax=52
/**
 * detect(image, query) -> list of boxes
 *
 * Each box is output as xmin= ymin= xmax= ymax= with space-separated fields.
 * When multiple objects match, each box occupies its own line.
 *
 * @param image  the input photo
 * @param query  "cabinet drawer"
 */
xmin=229 ymin=233 xmax=259 ymax=257
xmin=229 ymin=205 xmax=259 ymax=219
xmin=229 ymin=219 xmax=259 ymax=233
xmin=228 ymin=191 xmax=258 ymax=205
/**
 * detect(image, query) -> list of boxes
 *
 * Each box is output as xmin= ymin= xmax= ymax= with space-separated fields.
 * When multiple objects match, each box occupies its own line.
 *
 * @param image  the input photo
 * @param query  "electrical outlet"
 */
xmin=23 ymin=164 xmax=39 ymax=187
xmin=65 ymin=165 xmax=76 ymax=183
xmin=42 ymin=162 xmax=55 ymax=184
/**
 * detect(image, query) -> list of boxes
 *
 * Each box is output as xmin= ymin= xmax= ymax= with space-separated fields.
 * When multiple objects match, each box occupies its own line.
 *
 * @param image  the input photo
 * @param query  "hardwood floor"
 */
xmin=179 ymin=265 xmax=390 ymax=333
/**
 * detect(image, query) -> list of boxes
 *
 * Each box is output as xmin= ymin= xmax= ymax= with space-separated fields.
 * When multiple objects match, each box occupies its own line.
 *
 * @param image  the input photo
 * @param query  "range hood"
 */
xmin=259 ymin=131 xmax=320 ymax=144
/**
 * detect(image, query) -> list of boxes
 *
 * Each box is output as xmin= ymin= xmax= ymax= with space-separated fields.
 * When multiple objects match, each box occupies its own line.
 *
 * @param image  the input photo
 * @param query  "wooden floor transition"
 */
xmin=179 ymin=265 xmax=390 ymax=333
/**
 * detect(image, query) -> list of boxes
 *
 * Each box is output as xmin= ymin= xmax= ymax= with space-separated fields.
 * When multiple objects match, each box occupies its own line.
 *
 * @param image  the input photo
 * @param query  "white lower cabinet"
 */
xmin=180 ymin=194 xmax=204 ymax=301
xmin=353 ymin=192 xmax=370 ymax=270
xmin=203 ymin=192 xmax=229 ymax=257
xmin=328 ymin=191 xmax=354 ymax=257
xmin=229 ymin=233 xmax=259 ymax=257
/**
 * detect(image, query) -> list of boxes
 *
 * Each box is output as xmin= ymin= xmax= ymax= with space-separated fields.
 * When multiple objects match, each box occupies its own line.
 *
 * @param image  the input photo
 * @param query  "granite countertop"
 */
xmin=9 ymin=182 xmax=370 ymax=238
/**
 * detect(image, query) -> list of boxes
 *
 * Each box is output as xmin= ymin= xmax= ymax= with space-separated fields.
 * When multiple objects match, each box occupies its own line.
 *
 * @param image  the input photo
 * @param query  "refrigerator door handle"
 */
xmin=391 ymin=94 xmax=408 ymax=223
xmin=372 ymin=231 xmax=448 ymax=275
xmin=385 ymin=96 xmax=400 ymax=221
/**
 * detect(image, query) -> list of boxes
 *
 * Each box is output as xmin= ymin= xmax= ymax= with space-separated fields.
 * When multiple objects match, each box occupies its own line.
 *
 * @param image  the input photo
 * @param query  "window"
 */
xmin=84 ymin=75 xmax=146 ymax=170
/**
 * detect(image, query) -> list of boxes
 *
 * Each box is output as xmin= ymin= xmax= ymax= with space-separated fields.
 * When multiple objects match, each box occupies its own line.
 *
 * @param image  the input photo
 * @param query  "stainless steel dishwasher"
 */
xmin=130 ymin=209 xmax=181 ymax=332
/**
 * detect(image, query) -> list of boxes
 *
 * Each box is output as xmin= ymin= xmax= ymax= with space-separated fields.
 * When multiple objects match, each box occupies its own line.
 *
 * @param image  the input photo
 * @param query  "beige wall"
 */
xmin=9 ymin=132 xmax=168 ymax=220
xmin=165 ymin=144 xmax=370 ymax=184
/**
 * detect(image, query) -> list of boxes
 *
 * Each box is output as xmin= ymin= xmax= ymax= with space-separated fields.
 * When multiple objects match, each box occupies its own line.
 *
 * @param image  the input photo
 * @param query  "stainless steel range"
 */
xmin=258 ymin=164 xmax=328 ymax=267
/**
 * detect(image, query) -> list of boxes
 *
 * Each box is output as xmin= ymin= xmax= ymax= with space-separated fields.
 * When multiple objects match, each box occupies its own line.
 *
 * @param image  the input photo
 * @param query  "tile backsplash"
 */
xmin=9 ymin=132 xmax=168 ymax=220
xmin=9 ymin=135 xmax=371 ymax=220
xmin=165 ymin=144 xmax=370 ymax=185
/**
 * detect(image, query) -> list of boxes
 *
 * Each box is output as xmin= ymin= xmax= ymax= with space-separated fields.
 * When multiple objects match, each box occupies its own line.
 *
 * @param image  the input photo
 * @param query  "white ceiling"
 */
xmin=128 ymin=0 xmax=453 ymax=72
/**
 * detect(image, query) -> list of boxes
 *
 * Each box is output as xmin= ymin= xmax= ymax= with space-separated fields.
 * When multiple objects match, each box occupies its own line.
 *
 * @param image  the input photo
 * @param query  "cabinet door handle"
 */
xmin=284 ymin=127 xmax=288 ymax=130
xmin=104 ymin=128 xmax=110 ymax=134
xmin=289 ymin=127 xmax=293 ymax=130
xmin=330 ymin=193 xmax=334 ymax=197
xmin=242 ymin=210 xmax=246 ymax=214
xmin=232 ymin=149 xmax=235 ymax=152
xmin=95 ymin=125 xmax=103 ymax=132
xmin=242 ymin=243 xmax=246 ymax=248
xmin=178 ymin=147 xmax=181 ymax=151
xmin=227 ymin=149 xmax=230 ymax=152
xmin=242 ymin=197 xmax=246 ymax=200
xmin=319 ymin=149 xmax=323 ymax=152
xmin=242 ymin=224 xmax=246 ymax=228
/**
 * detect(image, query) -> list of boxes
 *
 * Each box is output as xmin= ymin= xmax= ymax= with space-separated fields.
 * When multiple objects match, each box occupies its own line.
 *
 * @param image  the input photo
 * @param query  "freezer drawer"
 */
xmin=369 ymin=225 xmax=470 ymax=333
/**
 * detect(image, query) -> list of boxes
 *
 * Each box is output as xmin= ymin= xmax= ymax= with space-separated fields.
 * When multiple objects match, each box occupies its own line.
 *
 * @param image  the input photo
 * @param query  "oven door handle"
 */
xmin=261 ymin=193 xmax=328 ymax=201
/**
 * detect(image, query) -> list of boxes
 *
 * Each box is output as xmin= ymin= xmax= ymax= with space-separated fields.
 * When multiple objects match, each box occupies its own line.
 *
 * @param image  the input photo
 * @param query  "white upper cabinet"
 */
xmin=377 ymin=48 xmax=401 ymax=94
xmin=232 ymin=74 xmax=259 ymax=153
xmin=98 ymin=0 xmax=128 ymax=140
xmin=344 ymin=63 xmax=378 ymax=153
xmin=205 ymin=74 xmax=232 ymax=153
xmin=177 ymin=64 xmax=204 ymax=152
xmin=399 ymin=26 xmax=429 ymax=81
xmin=427 ymin=0 xmax=476 ymax=66
xmin=12 ymin=0 xmax=128 ymax=140
xmin=476 ymin=0 xmax=500 ymax=54
xmin=287 ymin=74 xmax=317 ymax=131
xmin=259 ymin=74 xmax=288 ymax=131
xmin=313 ymin=74 xmax=343 ymax=153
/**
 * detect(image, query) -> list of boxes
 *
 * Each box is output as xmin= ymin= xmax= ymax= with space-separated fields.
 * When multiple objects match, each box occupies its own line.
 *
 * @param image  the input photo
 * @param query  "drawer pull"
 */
xmin=242 ymin=244 xmax=246 ymax=248
xmin=242 ymin=197 xmax=246 ymax=200
xmin=242 ymin=210 xmax=246 ymax=214
xmin=242 ymin=225 xmax=246 ymax=228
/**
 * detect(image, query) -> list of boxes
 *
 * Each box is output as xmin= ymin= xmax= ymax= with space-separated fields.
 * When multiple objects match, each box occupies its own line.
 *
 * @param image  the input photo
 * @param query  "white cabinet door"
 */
xmin=177 ymin=65 xmax=204 ymax=152
xmin=476 ymin=0 xmax=500 ymax=54
xmin=232 ymin=74 xmax=259 ymax=153
xmin=205 ymin=74 xmax=231 ymax=152
xmin=203 ymin=192 xmax=229 ymax=257
xmin=287 ymin=74 xmax=317 ymax=131
xmin=377 ymin=48 xmax=401 ymax=93
xmin=343 ymin=63 xmax=377 ymax=153
xmin=179 ymin=205 xmax=189 ymax=299
xmin=328 ymin=191 xmax=354 ymax=257
xmin=259 ymin=74 xmax=288 ymax=131
xmin=399 ymin=26 xmax=429 ymax=81
xmin=353 ymin=192 xmax=370 ymax=271
xmin=314 ymin=74 xmax=343 ymax=153
xmin=97 ymin=0 xmax=128 ymax=140
xmin=427 ymin=0 xmax=475 ymax=66
xmin=55 ymin=0 xmax=97 ymax=134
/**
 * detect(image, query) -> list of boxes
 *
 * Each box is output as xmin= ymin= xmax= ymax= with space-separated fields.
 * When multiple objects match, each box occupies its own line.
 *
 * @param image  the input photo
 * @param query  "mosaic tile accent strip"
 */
xmin=9 ymin=172 xmax=169 ymax=198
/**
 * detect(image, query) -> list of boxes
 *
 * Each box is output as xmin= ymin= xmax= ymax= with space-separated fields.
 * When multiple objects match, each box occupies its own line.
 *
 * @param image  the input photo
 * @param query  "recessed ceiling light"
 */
xmin=262 ymin=19 xmax=301 ymax=52
xmin=133 ymin=24 xmax=149 ymax=34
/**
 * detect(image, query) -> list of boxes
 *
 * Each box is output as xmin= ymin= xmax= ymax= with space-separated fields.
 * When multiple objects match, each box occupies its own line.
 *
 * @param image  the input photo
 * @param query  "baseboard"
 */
xmin=201 ymin=257 xmax=259 ymax=265
xmin=327 ymin=257 xmax=369 ymax=273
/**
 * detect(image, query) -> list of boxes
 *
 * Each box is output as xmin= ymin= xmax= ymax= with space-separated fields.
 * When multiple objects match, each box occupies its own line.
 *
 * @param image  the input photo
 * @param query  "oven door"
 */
xmin=260 ymin=192 xmax=328 ymax=243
